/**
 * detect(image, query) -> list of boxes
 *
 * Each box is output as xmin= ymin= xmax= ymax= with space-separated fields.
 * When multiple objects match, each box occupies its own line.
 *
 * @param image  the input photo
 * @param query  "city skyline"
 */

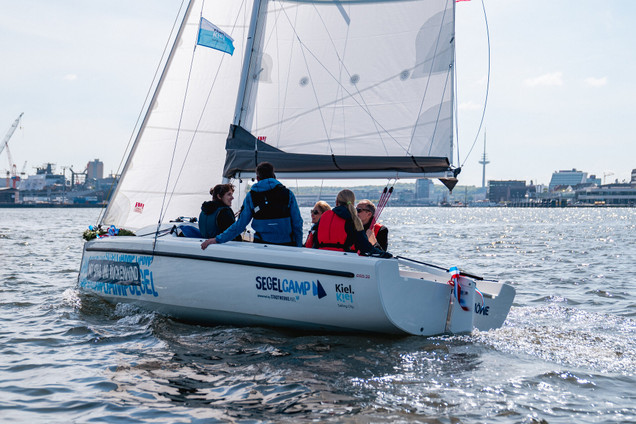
xmin=1 ymin=0 xmax=635 ymax=187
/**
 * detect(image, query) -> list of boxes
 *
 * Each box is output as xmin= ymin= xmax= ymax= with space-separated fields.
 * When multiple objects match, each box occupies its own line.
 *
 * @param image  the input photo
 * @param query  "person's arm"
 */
xmin=376 ymin=226 xmax=388 ymax=251
xmin=355 ymin=229 xmax=377 ymax=255
xmin=215 ymin=196 xmax=253 ymax=244
xmin=288 ymin=191 xmax=304 ymax=247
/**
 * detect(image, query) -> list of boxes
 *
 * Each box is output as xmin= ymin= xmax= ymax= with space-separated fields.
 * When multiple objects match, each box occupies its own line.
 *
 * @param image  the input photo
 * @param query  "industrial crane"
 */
xmin=1 ymin=113 xmax=23 ymax=188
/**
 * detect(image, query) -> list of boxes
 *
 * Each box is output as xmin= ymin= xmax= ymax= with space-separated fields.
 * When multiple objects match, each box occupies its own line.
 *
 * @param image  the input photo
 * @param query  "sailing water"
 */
xmin=1 ymin=207 xmax=634 ymax=423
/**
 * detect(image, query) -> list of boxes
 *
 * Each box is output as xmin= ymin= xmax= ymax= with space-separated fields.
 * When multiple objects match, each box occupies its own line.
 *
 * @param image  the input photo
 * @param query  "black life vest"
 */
xmin=250 ymin=184 xmax=291 ymax=220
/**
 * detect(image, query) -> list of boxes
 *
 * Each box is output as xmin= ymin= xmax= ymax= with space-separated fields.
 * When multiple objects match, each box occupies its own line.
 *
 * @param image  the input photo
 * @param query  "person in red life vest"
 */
xmin=356 ymin=199 xmax=389 ymax=251
xmin=314 ymin=189 xmax=389 ymax=257
xmin=304 ymin=201 xmax=331 ymax=248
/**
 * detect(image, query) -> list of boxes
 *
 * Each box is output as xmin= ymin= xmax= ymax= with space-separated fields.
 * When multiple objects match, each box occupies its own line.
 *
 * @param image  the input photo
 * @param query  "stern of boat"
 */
xmin=376 ymin=260 xmax=475 ymax=336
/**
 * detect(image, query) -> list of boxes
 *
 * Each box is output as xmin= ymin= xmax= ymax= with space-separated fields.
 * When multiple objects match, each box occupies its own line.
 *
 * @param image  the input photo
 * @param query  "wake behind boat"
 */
xmin=77 ymin=0 xmax=515 ymax=336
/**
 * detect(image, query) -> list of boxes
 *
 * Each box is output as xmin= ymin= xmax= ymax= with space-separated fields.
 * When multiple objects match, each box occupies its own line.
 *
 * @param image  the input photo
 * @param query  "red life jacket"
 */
xmin=372 ymin=222 xmax=382 ymax=237
xmin=316 ymin=210 xmax=353 ymax=251
xmin=304 ymin=231 xmax=314 ymax=248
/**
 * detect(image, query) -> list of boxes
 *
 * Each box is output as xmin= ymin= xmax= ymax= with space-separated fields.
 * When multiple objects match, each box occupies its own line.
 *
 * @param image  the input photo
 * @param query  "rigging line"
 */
xmin=460 ymin=0 xmax=490 ymax=167
xmin=156 ymin=2 xmax=202 ymax=235
xmin=279 ymin=7 xmax=333 ymax=155
xmin=275 ymin=4 xmax=410 ymax=155
xmin=426 ymin=64 xmax=452 ymax=156
xmin=278 ymin=4 xmax=333 ymax=155
xmin=96 ymin=0 xmax=187 ymax=226
xmin=407 ymin=0 xmax=450 ymax=155
xmin=261 ymin=1 xmax=289 ymax=147
xmin=311 ymin=1 xmax=390 ymax=156
xmin=163 ymin=0 xmax=247 ymax=213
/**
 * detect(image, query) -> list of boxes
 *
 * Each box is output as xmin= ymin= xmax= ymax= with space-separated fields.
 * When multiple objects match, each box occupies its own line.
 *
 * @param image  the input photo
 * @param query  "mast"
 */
xmin=233 ymin=0 xmax=266 ymax=127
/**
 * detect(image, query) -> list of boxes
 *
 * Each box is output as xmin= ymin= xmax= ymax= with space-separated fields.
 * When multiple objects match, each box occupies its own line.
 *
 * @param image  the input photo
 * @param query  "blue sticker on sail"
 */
xmin=197 ymin=17 xmax=235 ymax=55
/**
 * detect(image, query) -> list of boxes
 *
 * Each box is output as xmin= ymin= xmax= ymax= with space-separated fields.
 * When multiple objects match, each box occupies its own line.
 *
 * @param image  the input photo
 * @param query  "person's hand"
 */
xmin=201 ymin=238 xmax=217 ymax=250
xmin=366 ymin=229 xmax=377 ymax=246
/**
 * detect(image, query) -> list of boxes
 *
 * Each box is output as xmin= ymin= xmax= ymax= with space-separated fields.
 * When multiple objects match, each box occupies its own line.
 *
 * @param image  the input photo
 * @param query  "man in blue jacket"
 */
xmin=201 ymin=162 xmax=303 ymax=249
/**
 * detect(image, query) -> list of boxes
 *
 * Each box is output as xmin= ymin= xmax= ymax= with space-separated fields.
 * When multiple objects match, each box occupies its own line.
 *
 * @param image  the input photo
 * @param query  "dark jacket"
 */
xmin=198 ymin=200 xmax=240 ymax=241
xmin=364 ymin=221 xmax=389 ymax=251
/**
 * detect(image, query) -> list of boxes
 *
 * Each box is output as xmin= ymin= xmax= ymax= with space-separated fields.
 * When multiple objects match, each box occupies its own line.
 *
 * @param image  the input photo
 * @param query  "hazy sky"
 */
xmin=1 ymin=0 xmax=634 ymax=187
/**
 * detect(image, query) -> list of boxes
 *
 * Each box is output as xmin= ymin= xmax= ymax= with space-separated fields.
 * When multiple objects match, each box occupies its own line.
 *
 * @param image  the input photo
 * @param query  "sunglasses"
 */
xmin=311 ymin=210 xmax=320 ymax=215
xmin=356 ymin=208 xmax=372 ymax=213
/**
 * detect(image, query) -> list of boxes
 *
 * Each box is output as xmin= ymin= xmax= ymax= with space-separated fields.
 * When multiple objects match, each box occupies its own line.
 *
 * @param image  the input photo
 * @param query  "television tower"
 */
xmin=478 ymin=130 xmax=489 ymax=189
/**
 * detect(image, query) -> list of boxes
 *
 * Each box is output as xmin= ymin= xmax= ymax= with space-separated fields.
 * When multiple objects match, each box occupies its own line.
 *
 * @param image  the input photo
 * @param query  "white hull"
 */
xmin=77 ymin=236 xmax=515 ymax=336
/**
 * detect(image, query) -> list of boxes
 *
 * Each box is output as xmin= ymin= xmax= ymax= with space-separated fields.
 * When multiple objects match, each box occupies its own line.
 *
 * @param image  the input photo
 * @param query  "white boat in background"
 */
xmin=78 ymin=0 xmax=515 ymax=336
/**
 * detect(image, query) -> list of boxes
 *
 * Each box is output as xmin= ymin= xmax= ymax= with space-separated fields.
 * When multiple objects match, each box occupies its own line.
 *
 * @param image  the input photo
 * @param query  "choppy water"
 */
xmin=1 ymin=207 xmax=634 ymax=423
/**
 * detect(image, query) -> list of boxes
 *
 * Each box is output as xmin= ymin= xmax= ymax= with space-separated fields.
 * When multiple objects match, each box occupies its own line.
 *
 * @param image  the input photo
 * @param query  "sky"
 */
xmin=1 ymin=0 xmax=635 ymax=188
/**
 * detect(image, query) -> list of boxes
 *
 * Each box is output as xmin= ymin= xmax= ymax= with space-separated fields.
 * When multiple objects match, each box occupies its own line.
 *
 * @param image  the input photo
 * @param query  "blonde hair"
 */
xmin=336 ymin=189 xmax=363 ymax=231
xmin=313 ymin=200 xmax=331 ymax=214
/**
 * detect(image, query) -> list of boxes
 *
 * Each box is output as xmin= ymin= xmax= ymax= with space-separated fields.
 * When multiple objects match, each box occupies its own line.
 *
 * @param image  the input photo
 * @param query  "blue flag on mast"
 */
xmin=197 ymin=17 xmax=235 ymax=55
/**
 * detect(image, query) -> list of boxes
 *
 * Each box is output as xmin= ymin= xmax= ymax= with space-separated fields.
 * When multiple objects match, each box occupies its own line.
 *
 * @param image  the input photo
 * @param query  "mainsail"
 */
xmin=103 ymin=0 xmax=456 ymax=230
xmin=227 ymin=0 xmax=455 ymax=179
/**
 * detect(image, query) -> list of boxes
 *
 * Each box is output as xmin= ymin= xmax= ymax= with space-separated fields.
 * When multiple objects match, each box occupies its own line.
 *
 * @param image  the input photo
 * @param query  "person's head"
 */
xmin=210 ymin=183 xmax=235 ymax=207
xmin=336 ymin=189 xmax=363 ymax=231
xmin=256 ymin=162 xmax=276 ymax=181
xmin=356 ymin=199 xmax=376 ymax=226
xmin=311 ymin=201 xmax=331 ymax=224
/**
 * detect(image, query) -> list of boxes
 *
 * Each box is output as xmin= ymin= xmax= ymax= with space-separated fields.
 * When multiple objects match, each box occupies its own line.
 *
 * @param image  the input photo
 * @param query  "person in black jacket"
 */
xmin=199 ymin=184 xmax=241 ymax=247
xmin=356 ymin=199 xmax=389 ymax=251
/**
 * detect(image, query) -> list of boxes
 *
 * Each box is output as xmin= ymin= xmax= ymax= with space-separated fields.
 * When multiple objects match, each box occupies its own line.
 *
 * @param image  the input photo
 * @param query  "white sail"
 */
xmin=104 ymin=0 xmax=253 ymax=230
xmin=104 ymin=0 xmax=455 ymax=229
xmin=226 ymin=0 xmax=455 ymax=178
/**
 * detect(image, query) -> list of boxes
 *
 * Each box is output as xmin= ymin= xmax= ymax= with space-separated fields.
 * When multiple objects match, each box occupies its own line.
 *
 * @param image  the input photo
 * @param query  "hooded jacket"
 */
xmin=198 ymin=200 xmax=238 ymax=239
xmin=215 ymin=178 xmax=303 ymax=246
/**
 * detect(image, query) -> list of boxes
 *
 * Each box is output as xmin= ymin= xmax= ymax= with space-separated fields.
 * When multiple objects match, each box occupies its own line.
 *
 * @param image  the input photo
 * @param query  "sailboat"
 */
xmin=78 ymin=0 xmax=515 ymax=336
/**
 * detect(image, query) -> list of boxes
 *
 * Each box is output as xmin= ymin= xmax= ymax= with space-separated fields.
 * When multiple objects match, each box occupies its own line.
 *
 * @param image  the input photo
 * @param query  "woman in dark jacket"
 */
xmin=199 ymin=184 xmax=241 ymax=247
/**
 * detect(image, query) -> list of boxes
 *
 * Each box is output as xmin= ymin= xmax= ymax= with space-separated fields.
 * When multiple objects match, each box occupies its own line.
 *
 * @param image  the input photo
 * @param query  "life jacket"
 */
xmin=250 ymin=184 xmax=291 ymax=220
xmin=304 ymin=231 xmax=315 ymax=248
xmin=372 ymin=222 xmax=382 ymax=237
xmin=199 ymin=203 xmax=227 ymax=239
xmin=316 ymin=210 xmax=354 ymax=251
xmin=249 ymin=183 xmax=295 ymax=244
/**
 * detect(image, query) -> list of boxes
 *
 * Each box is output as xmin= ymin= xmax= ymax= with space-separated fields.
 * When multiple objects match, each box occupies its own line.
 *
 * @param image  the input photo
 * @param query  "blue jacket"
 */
xmin=215 ymin=178 xmax=304 ymax=246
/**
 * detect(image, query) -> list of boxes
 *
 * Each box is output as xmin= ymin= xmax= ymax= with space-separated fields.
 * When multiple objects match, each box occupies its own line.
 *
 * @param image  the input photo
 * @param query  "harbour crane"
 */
xmin=1 ymin=113 xmax=24 ymax=188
